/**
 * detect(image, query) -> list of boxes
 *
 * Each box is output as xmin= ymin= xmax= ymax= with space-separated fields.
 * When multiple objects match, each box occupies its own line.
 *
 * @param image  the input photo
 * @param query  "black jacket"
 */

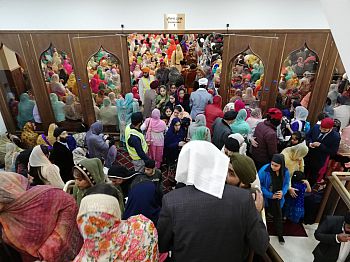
xmin=212 ymin=118 xmax=232 ymax=149
xmin=313 ymin=216 xmax=350 ymax=262
xmin=157 ymin=185 xmax=269 ymax=262
xmin=49 ymin=142 xmax=74 ymax=182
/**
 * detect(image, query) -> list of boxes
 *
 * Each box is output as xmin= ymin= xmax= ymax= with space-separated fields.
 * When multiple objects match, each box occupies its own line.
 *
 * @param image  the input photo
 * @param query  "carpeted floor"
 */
xmin=266 ymin=219 xmax=308 ymax=237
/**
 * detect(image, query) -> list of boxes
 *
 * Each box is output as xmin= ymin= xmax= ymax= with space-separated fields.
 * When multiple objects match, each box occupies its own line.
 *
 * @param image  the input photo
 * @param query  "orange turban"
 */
xmin=142 ymin=67 xmax=150 ymax=73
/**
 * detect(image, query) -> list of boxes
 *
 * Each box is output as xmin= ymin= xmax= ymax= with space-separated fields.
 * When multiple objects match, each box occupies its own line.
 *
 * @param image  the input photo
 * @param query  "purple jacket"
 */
xmin=251 ymin=120 xmax=278 ymax=165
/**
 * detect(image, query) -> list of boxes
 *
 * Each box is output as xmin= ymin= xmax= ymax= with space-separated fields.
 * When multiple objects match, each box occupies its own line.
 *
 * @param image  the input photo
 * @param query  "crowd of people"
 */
xmin=0 ymin=36 xmax=350 ymax=261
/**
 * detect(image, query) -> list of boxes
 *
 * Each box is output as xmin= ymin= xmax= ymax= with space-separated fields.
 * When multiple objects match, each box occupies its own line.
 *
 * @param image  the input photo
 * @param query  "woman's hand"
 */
xmin=289 ymin=187 xmax=298 ymax=198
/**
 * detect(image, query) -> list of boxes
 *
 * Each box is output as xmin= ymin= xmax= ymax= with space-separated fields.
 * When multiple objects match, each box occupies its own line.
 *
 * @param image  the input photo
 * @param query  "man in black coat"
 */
xmin=305 ymin=117 xmax=341 ymax=186
xmin=49 ymin=127 xmax=74 ymax=182
xmin=157 ymin=141 xmax=269 ymax=261
xmin=313 ymin=211 xmax=350 ymax=262
xmin=212 ymin=110 xmax=237 ymax=149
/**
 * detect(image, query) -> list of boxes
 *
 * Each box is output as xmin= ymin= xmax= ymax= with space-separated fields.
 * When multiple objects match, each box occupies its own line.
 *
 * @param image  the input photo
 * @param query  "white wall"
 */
xmin=0 ymin=0 xmax=329 ymax=30
xmin=320 ymin=0 xmax=349 ymax=74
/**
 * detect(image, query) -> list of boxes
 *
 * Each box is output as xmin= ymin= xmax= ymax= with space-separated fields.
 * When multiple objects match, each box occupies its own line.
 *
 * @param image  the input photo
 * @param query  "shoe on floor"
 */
xmin=278 ymin=236 xmax=285 ymax=245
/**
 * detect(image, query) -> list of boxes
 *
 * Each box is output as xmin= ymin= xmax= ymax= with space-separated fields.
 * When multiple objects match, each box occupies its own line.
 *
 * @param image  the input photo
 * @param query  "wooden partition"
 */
xmin=0 ymin=29 xmax=343 ymax=132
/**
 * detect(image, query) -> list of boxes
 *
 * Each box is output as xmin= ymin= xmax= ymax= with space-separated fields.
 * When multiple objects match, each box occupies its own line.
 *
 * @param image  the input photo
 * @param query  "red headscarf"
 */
xmin=132 ymin=86 xmax=140 ymax=100
xmin=0 ymin=172 xmax=83 ymax=261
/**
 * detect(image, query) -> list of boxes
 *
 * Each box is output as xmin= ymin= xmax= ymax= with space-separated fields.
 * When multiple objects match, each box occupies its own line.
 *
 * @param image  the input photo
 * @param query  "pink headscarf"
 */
xmin=89 ymin=77 xmax=99 ymax=94
xmin=63 ymin=59 xmax=73 ymax=75
xmin=147 ymin=109 xmax=166 ymax=132
xmin=234 ymin=100 xmax=245 ymax=112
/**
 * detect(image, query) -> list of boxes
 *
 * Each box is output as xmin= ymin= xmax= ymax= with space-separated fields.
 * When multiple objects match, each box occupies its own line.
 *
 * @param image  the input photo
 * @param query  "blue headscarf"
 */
xmin=123 ymin=181 xmax=161 ymax=225
xmin=230 ymin=109 xmax=251 ymax=136
xmin=17 ymin=93 xmax=35 ymax=129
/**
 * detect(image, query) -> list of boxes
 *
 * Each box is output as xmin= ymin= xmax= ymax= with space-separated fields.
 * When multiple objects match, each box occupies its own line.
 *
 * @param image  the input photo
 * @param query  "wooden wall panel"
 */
xmin=71 ymin=34 xmax=131 ymax=126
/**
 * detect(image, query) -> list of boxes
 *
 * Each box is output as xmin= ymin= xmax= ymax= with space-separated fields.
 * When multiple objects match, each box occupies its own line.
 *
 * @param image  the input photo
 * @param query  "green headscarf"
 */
xmin=73 ymin=158 xmax=106 ymax=206
xmin=192 ymin=126 xmax=209 ymax=141
xmin=49 ymin=93 xmax=65 ymax=122
xmin=17 ymin=93 xmax=35 ymax=129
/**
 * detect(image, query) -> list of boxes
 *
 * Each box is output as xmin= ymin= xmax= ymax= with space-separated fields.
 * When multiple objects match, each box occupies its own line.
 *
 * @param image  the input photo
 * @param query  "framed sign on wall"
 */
xmin=164 ymin=14 xmax=185 ymax=30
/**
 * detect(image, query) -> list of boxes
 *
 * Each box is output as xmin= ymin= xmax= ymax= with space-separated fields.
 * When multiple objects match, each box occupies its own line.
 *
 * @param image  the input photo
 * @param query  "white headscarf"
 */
xmin=294 ymin=106 xmax=309 ymax=121
xmin=175 ymin=141 xmax=229 ymax=198
xmin=228 ymin=133 xmax=247 ymax=155
xmin=29 ymin=145 xmax=52 ymax=167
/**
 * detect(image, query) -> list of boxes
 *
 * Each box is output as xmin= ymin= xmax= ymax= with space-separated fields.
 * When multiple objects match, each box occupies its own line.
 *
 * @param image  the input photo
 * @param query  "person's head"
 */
xmin=333 ymin=119 xmax=342 ymax=133
xmin=227 ymin=153 xmax=256 ymax=188
xmin=159 ymin=85 xmax=167 ymax=96
xmin=223 ymin=136 xmax=240 ymax=157
xmin=251 ymin=108 xmax=262 ymax=119
xmin=190 ymin=63 xmax=196 ymax=70
xmin=320 ymin=117 xmax=334 ymax=134
xmin=170 ymin=84 xmax=177 ymax=94
xmin=290 ymin=131 xmax=304 ymax=145
xmin=223 ymin=110 xmax=237 ymax=125
xmin=160 ymin=61 xmax=166 ymax=69
xmin=131 ymin=112 xmax=143 ymax=127
xmin=173 ymin=105 xmax=182 ymax=118
xmin=169 ymin=95 xmax=176 ymax=104
xmin=107 ymin=165 xmax=132 ymax=186
xmin=150 ymin=80 xmax=159 ymax=90
xmin=164 ymin=106 xmax=173 ymax=118
xmin=85 ymin=183 xmax=121 ymax=201
xmin=271 ymin=154 xmax=285 ymax=174
xmin=317 ymin=112 xmax=328 ymax=122
xmin=73 ymin=158 xmax=105 ymax=190
xmin=142 ymin=67 xmax=150 ymax=77
xmin=291 ymin=171 xmax=305 ymax=184
xmin=178 ymin=88 xmax=185 ymax=99
xmin=144 ymin=159 xmax=156 ymax=177
xmin=267 ymin=108 xmax=283 ymax=127
xmin=53 ymin=127 xmax=68 ymax=143
xmin=198 ymin=78 xmax=208 ymax=89
xmin=171 ymin=118 xmax=182 ymax=132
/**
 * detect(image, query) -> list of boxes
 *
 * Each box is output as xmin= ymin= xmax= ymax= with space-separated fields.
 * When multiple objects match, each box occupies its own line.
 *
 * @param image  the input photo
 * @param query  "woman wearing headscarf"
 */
xmin=72 ymin=147 xmax=87 ymax=165
xmin=164 ymin=118 xmax=186 ymax=165
xmin=17 ymin=93 xmax=35 ymax=129
xmin=191 ymin=126 xmax=211 ymax=141
xmin=36 ymin=123 xmax=57 ymax=149
xmin=171 ymin=44 xmax=184 ymax=72
xmin=21 ymin=122 xmax=39 ymax=149
xmin=50 ymin=93 xmax=66 ymax=123
xmin=99 ymin=97 xmax=118 ymax=126
xmin=4 ymin=143 xmax=19 ymax=172
xmin=108 ymin=91 xmax=117 ymax=106
xmin=327 ymin=83 xmax=340 ymax=107
xmin=29 ymin=145 xmax=65 ymax=188
xmin=258 ymin=154 xmax=290 ymax=244
xmin=230 ymin=109 xmax=251 ymax=136
xmin=50 ymin=73 xmax=66 ymax=96
xmin=242 ymin=87 xmax=256 ymax=105
xmin=85 ymin=121 xmax=109 ymax=160
xmin=67 ymin=73 xmax=78 ymax=96
xmin=72 ymin=158 xmax=106 ymax=206
xmin=156 ymin=85 xmax=169 ymax=113
xmin=289 ymin=106 xmax=310 ymax=134
xmin=89 ymin=75 xmax=100 ymax=94
xmin=168 ymin=105 xmax=192 ymax=126
xmin=144 ymin=80 xmax=159 ymax=118
xmin=116 ymin=93 xmax=139 ymax=144
xmin=204 ymin=95 xmax=224 ymax=133
xmin=225 ymin=133 xmax=248 ymax=156
xmin=0 ymin=172 xmax=83 ymax=261
xmin=64 ymin=94 xmax=82 ymax=121
xmin=74 ymin=192 xmax=158 ymax=261
xmin=187 ymin=114 xmax=211 ymax=142
xmin=123 ymin=180 xmax=162 ymax=225
xmin=281 ymin=141 xmax=309 ymax=197
xmin=141 ymin=109 xmax=167 ymax=168
xmin=246 ymin=108 xmax=263 ymax=134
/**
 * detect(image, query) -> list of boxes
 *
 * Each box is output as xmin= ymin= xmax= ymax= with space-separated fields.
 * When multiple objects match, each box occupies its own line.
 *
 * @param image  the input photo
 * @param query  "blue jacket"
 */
xmin=258 ymin=163 xmax=290 ymax=208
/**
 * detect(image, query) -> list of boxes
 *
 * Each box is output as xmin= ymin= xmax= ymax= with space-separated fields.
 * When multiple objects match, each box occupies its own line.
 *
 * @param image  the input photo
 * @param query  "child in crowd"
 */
xmin=284 ymin=171 xmax=311 ymax=223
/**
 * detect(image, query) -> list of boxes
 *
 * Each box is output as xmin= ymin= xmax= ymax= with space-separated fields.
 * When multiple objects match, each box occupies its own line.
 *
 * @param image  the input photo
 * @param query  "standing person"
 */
xmin=157 ymin=141 xmax=269 ymax=261
xmin=204 ymin=95 xmax=224 ymax=133
xmin=251 ymin=108 xmax=282 ymax=170
xmin=187 ymin=114 xmax=210 ymax=142
xmin=17 ymin=93 xmax=35 ymax=129
xmin=125 ymin=112 xmax=149 ymax=172
xmin=189 ymin=78 xmax=213 ymax=119
xmin=246 ymin=108 xmax=263 ymax=134
xmin=288 ymin=106 xmax=310 ymax=134
xmin=212 ymin=110 xmax=236 ymax=149
xmin=164 ymin=118 xmax=186 ymax=165
xmin=116 ymin=93 xmax=139 ymax=145
xmin=29 ymin=145 xmax=65 ymax=188
xmin=85 ymin=121 xmax=109 ymax=160
xmin=313 ymin=211 xmax=350 ymax=262
xmin=143 ymin=80 xmax=159 ymax=119
xmin=141 ymin=109 xmax=167 ymax=169
xmin=305 ymin=117 xmax=341 ymax=186
xmin=99 ymin=97 xmax=118 ymax=126
xmin=155 ymin=61 xmax=170 ymax=85
xmin=49 ymin=127 xmax=74 ymax=182
xmin=155 ymin=85 xmax=169 ymax=113
xmin=0 ymin=172 xmax=83 ymax=262
xmin=138 ymin=67 xmax=154 ymax=103
xmin=230 ymin=109 xmax=251 ymax=136
xmin=258 ymin=154 xmax=290 ymax=244
xmin=182 ymin=63 xmax=197 ymax=94
xmin=73 ymin=192 xmax=158 ymax=262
